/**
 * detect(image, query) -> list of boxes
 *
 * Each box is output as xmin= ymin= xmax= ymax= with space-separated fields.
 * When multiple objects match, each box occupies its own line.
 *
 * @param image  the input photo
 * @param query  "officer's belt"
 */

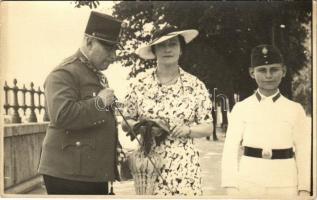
xmin=243 ymin=146 xmax=294 ymax=159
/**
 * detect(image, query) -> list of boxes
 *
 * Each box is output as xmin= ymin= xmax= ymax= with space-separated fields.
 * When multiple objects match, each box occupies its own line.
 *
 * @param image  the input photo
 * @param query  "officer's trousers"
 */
xmin=43 ymin=174 xmax=109 ymax=195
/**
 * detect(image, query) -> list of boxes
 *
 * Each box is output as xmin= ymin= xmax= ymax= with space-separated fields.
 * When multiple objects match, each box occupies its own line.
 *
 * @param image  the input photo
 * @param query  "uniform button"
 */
xmin=93 ymin=122 xmax=97 ymax=125
xmin=65 ymin=131 xmax=69 ymax=134
xmin=76 ymin=141 xmax=81 ymax=146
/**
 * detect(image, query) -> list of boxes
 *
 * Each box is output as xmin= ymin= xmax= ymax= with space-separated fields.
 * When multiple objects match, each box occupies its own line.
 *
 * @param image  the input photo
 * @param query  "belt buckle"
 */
xmin=261 ymin=148 xmax=272 ymax=159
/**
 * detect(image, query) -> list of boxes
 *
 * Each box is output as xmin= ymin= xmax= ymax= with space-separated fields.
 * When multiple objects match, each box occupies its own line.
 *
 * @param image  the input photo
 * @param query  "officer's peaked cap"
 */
xmin=85 ymin=11 xmax=123 ymax=46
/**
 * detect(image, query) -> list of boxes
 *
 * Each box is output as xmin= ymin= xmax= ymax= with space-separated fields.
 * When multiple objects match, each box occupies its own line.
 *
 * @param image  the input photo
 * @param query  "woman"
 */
xmin=122 ymin=25 xmax=213 ymax=196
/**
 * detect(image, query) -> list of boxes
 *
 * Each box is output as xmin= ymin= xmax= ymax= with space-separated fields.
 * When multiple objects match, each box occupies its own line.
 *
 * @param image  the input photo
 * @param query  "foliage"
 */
xmin=73 ymin=1 xmax=312 ymax=106
xmin=292 ymin=65 xmax=312 ymax=115
xmin=112 ymin=1 xmax=311 ymax=102
xmin=292 ymin=35 xmax=312 ymax=116
xmin=74 ymin=1 xmax=99 ymax=9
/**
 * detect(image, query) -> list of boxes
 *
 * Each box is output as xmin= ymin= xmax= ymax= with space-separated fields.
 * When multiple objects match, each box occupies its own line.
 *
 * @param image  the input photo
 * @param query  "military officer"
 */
xmin=221 ymin=44 xmax=311 ymax=197
xmin=38 ymin=11 xmax=124 ymax=194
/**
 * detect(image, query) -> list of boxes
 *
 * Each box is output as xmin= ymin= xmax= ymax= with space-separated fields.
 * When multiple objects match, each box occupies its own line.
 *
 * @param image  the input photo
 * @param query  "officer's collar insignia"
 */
xmin=262 ymin=47 xmax=268 ymax=55
xmin=255 ymin=91 xmax=281 ymax=103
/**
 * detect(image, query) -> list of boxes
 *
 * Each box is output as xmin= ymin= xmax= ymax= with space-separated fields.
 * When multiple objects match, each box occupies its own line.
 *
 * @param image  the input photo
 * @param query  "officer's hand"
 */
xmin=225 ymin=187 xmax=239 ymax=195
xmin=122 ymin=119 xmax=138 ymax=132
xmin=98 ymin=88 xmax=115 ymax=107
xmin=298 ymin=190 xmax=310 ymax=196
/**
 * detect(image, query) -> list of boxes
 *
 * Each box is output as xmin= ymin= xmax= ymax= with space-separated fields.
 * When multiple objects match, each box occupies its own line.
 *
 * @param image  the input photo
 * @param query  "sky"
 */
xmin=1 ymin=1 xmax=130 ymax=100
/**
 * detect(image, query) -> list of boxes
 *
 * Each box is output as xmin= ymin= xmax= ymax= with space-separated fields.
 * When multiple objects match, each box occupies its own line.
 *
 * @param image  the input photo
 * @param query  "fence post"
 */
xmin=4 ymin=81 xmax=9 ymax=115
xmin=4 ymin=79 xmax=49 ymax=124
xmin=28 ymin=82 xmax=37 ymax=122
xmin=212 ymin=105 xmax=218 ymax=141
xmin=22 ymin=84 xmax=27 ymax=116
xmin=37 ymin=87 xmax=42 ymax=114
xmin=12 ymin=79 xmax=21 ymax=123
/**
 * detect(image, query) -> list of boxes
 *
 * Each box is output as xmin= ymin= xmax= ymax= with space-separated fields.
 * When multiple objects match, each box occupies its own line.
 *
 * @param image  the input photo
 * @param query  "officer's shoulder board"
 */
xmin=59 ymin=55 xmax=79 ymax=68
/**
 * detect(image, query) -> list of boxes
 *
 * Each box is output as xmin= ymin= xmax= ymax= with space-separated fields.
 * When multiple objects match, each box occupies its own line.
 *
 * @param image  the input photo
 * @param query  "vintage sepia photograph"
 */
xmin=0 ymin=1 xmax=316 ymax=199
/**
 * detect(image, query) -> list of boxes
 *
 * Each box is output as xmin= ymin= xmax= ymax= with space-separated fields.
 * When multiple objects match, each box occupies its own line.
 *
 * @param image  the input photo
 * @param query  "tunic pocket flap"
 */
xmin=80 ymin=90 xmax=97 ymax=100
xmin=62 ymin=132 xmax=96 ymax=150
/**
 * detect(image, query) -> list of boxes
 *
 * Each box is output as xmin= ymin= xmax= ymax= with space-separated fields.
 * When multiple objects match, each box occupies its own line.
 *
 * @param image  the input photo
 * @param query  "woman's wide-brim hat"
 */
xmin=136 ymin=26 xmax=199 ymax=60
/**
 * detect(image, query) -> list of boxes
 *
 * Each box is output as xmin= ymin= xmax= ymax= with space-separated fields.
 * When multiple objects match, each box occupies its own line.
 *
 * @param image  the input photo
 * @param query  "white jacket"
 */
xmin=221 ymin=92 xmax=310 ymax=191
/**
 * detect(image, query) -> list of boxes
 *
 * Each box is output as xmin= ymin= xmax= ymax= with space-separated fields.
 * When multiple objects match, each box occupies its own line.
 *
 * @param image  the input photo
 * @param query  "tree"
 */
xmin=74 ymin=1 xmax=99 ymax=9
xmin=111 ymin=1 xmax=311 ymax=101
xmin=74 ymin=0 xmax=312 ymax=107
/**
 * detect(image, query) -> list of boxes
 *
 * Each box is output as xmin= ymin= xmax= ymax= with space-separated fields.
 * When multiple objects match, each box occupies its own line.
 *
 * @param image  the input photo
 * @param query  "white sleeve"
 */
xmin=293 ymin=104 xmax=311 ymax=191
xmin=221 ymin=103 xmax=245 ymax=188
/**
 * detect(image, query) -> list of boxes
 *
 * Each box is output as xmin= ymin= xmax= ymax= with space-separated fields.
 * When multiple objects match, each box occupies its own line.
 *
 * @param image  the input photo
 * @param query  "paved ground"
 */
xmin=28 ymin=129 xmax=227 ymax=196
xmin=24 ymin=117 xmax=316 ymax=197
xmin=113 ymin=131 xmax=226 ymax=196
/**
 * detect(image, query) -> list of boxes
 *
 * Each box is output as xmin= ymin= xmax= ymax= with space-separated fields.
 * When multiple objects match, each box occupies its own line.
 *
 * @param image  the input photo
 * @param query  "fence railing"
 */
xmin=3 ymin=79 xmax=49 ymax=123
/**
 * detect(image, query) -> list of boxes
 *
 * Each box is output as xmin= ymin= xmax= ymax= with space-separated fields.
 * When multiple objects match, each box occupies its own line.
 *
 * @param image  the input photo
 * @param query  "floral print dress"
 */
xmin=123 ymin=67 xmax=213 ymax=196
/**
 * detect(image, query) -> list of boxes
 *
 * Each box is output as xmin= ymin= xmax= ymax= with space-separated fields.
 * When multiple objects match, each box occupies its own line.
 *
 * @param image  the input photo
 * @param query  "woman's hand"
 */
xmin=170 ymin=125 xmax=191 ymax=137
xmin=170 ymin=123 xmax=213 ymax=138
xmin=150 ymin=118 xmax=169 ymax=132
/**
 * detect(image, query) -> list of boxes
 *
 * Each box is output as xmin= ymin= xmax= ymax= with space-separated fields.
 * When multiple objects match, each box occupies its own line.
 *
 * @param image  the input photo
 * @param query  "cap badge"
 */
xmin=262 ymin=47 xmax=268 ymax=55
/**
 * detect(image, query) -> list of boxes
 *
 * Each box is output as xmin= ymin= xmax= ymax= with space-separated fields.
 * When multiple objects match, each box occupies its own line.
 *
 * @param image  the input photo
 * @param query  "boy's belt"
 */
xmin=244 ymin=146 xmax=294 ymax=159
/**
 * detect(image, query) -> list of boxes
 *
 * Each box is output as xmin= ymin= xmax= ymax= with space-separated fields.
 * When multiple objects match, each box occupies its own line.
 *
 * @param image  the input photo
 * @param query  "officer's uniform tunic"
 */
xmin=38 ymin=50 xmax=120 ymax=183
xmin=221 ymin=90 xmax=310 ymax=196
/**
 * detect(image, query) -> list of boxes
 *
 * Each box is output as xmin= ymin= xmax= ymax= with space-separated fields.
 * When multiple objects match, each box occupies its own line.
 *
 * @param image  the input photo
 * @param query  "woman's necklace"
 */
xmin=154 ymin=67 xmax=184 ymax=104
xmin=156 ymin=68 xmax=180 ymax=86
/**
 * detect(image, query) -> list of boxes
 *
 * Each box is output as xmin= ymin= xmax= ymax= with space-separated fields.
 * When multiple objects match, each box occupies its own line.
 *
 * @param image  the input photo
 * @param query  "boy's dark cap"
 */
xmin=251 ymin=44 xmax=283 ymax=68
xmin=85 ymin=11 xmax=124 ymax=46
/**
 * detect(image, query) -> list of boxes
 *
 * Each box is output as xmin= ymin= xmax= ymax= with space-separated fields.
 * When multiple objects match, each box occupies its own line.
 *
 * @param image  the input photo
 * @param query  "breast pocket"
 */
xmin=62 ymin=130 xmax=96 ymax=176
xmin=80 ymin=85 xmax=100 ymax=100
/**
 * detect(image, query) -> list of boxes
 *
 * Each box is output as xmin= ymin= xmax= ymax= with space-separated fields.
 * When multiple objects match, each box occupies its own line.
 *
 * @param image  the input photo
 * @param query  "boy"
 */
xmin=221 ymin=44 xmax=310 ymax=197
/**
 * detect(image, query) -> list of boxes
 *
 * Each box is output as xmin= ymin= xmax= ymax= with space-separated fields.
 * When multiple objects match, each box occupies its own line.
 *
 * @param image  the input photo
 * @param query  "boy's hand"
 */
xmin=298 ymin=190 xmax=310 ymax=196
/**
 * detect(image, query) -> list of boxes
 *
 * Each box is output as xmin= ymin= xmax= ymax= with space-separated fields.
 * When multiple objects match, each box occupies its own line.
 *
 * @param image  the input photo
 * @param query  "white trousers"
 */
xmin=228 ymin=180 xmax=297 ymax=198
